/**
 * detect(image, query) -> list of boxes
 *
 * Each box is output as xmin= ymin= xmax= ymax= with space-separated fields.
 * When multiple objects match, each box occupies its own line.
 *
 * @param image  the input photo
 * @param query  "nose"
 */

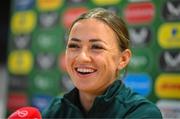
xmin=76 ymin=49 xmax=91 ymax=62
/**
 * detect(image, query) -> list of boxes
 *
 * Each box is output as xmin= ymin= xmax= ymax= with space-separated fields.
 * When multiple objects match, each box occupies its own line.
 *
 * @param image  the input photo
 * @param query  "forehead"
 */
xmin=69 ymin=18 xmax=117 ymax=42
xmin=71 ymin=19 xmax=111 ymax=32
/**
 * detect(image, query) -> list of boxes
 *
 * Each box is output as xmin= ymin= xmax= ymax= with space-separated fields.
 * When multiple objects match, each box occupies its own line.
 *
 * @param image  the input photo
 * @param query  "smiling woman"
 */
xmin=42 ymin=8 xmax=162 ymax=118
xmin=66 ymin=18 xmax=124 ymax=97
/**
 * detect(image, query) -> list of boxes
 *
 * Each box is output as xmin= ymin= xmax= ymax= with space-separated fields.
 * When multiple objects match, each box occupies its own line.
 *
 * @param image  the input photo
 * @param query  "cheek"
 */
xmin=105 ymin=55 xmax=120 ymax=72
xmin=97 ymin=54 xmax=118 ymax=70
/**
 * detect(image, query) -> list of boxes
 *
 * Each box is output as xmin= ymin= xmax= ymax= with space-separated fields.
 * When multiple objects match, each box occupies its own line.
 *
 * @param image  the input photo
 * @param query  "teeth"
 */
xmin=77 ymin=68 xmax=95 ymax=73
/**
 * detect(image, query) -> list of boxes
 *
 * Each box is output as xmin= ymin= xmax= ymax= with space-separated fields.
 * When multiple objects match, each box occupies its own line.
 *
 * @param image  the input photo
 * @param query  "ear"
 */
xmin=118 ymin=49 xmax=132 ymax=70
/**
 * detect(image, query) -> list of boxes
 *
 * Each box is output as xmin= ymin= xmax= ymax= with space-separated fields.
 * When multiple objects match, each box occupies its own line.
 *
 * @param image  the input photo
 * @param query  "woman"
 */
xmin=43 ymin=8 xmax=162 ymax=118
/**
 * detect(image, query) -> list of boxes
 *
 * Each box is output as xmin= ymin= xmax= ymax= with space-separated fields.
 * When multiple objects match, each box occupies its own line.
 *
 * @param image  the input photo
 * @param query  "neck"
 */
xmin=79 ymin=91 xmax=97 ymax=112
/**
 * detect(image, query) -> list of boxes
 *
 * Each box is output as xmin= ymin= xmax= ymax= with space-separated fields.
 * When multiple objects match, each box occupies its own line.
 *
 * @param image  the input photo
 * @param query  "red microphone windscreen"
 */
xmin=8 ymin=107 xmax=42 ymax=119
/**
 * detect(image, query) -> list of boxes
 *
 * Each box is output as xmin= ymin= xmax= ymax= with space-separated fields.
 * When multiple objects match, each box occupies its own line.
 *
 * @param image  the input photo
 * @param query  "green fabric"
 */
xmin=42 ymin=80 xmax=162 ymax=118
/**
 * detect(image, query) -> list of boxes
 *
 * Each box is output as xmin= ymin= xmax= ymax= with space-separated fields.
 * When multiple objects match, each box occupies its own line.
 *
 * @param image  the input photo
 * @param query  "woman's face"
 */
xmin=65 ymin=18 xmax=123 ymax=94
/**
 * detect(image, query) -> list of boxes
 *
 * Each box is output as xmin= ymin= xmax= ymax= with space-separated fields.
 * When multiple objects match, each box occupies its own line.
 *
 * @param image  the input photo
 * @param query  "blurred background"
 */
xmin=0 ymin=0 xmax=180 ymax=118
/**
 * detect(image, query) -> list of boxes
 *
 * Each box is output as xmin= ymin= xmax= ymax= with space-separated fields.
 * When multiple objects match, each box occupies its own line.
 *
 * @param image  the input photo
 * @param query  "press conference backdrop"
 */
xmin=7 ymin=0 xmax=180 ymax=118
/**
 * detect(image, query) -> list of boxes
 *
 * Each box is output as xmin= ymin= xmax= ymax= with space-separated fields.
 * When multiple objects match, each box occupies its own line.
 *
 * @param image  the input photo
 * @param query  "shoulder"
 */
xmin=115 ymin=85 xmax=162 ymax=118
xmin=125 ymin=100 xmax=162 ymax=118
xmin=42 ymin=96 xmax=63 ymax=118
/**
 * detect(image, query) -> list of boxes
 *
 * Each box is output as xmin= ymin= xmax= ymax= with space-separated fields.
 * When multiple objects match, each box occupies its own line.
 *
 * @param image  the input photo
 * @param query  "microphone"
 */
xmin=8 ymin=107 xmax=42 ymax=119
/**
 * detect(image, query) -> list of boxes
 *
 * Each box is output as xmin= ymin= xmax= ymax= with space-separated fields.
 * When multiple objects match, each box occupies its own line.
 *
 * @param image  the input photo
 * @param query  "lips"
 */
xmin=75 ymin=67 xmax=97 ymax=75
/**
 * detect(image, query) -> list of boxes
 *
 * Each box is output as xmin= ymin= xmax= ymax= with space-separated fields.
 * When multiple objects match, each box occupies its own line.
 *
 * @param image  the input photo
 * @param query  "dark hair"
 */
xmin=69 ymin=7 xmax=130 ymax=51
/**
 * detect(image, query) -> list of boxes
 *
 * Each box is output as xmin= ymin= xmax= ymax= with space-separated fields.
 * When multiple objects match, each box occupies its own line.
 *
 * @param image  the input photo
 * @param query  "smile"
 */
xmin=75 ymin=68 xmax=97 ymax=75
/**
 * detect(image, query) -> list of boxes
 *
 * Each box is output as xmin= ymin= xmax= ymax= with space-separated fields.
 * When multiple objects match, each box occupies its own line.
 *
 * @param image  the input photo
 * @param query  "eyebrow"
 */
xmin=70 ymin=38 xmax=107 ymax=44
xmin=70 ymin=38 xmax=81 ymax=42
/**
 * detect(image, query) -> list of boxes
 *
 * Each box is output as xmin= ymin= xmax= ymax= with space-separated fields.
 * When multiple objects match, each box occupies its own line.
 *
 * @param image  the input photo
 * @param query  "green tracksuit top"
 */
xmin=42 ymin=80 xmax=162 ymax=118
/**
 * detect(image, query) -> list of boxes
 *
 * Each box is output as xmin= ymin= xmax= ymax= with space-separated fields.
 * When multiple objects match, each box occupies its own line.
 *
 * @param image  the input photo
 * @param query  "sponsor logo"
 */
xmin=9 ymin=75 xmax=28 ymax=90
xmin=157 ymin=100 xmax=180 ymax=118
xmin=124 ymin=73 xmax=152 ymax=97
xmin=129 ymin=55 xmax=149 ymax=71
xmin=8 ymin=50 xmax=33 ymax=75
xmin=162 ymin=0 xmax=180 ymax=21
xmin=128 ymin=0 xmax=150 ymax=2
xmin=17 ymin=110 xmax=28 ymax=117
xmin=160 ymin=50 xmax=180 ymax=72
xmin=37 ymin=0 xmax=63 ymax=11
xmin=62 ymin=7 xmax=88 ymax=28
xmin=13 ymin=34 xmax=31 ymax=49
xmin=158 ymin=23 xmax=180 ymax=48
xmin=129 ymin=26 xmax=151 ymax=46
xmin=35 ymin=53 xmax=56 ymax=70
xmin=31 ymin=95 xmax=52 ymax=111
xmin=33 ymin=31 xmax=62 ymax=52
xmin=14 ymin=0 xmax=34 ymax=11
xmin=39 ymin=11 xmax=59 ymax=28
xmin=7 ymin=92 xmax=28 ymax=112
xmin=30 ymin=72 xmax=59 ymax=92
xmin=67 ymin=0 xmax=87 ymax=4
xmin=124 ymin=2 xmax=155 ymax=24
xmin=11 ymin=11 xmax=36 ymax=34
xmin=33 ymin=75 xmax=52 ymax=91
xmin=155 ymin=74 xmax=180 ymax=99
xmin=92 ymin=0 xmax=121 ymax=6
xmin=128 ymin=50 xmax=151 ymax=71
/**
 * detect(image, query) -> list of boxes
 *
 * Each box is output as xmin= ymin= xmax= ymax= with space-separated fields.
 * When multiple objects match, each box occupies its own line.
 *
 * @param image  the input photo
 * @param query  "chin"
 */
xmin=75 ymin=81 xmax=96 ymax=92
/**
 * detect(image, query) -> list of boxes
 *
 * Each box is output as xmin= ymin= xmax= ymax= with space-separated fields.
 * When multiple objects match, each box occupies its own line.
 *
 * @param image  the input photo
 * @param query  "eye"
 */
xmin=67 ymin=43 xmax=80 ymax=49
xmin=91 ymin=44 xmax=104 ymax=50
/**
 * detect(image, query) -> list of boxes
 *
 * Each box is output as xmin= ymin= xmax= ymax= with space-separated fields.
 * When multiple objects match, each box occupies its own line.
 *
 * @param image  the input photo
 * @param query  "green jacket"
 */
xmin=42 ymin=80 xmax=162 ymax=118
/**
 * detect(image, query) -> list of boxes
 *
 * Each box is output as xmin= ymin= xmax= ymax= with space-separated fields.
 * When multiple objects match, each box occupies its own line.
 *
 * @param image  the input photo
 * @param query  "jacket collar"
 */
xmin=64 ymin=80 xmax=124 ymax=104
xmin=99 ymin=80 xmax=123 ymax=102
